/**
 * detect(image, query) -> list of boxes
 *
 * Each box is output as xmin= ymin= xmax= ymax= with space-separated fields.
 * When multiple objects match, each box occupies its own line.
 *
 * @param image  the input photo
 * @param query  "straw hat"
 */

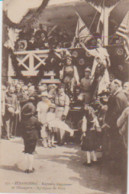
xmin=40 ymin=91 xmax=48 ymax=97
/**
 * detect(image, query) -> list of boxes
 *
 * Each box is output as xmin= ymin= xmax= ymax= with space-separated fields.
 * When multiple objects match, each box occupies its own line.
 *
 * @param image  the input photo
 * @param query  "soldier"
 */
xmin=4 ymin=86 xmax=18 ymax=139
xmin=55 ymin=84 xmax=70 ymax=145
xmin=48 ymin=84 xmax=57 ymax=103
xmin=80 ymin=67 xmax=92 ymax=104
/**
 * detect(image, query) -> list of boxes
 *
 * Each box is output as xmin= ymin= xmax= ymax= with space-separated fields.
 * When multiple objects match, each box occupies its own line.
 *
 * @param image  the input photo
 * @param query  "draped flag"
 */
xmin=116 ymin=11 xmax=129 ymax=60
xmin=72 ymin=12 xmax=92 ymax=48
xmin=4 ymin=27 xmax=21 ymax=50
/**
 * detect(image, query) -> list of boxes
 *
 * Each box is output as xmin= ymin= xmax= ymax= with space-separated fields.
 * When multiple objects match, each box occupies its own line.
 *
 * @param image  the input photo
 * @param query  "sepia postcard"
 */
xmin=0 ymin=0 xmax=129 ymax=193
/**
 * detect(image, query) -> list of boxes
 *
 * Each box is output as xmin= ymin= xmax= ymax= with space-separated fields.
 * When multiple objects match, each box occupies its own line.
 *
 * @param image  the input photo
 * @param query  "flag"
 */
xmin=72 ymin=12 xmax=92 ymax=47
xmin=116 ymin=11 xmax=129 ymax=36
xmin=4 ymin=27 xmax=21 ymax=50
xmin=116 ymin=11 xmax=129 ymax=59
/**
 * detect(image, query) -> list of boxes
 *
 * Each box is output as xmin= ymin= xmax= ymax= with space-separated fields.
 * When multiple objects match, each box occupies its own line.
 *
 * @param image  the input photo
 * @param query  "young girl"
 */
xmin=81 ymin=105 xmax=100 ymax=166
xmin=37 ymin=91 xmax=51 ymax=147
xmin=46 ymin=103 xmax=74 ymax=146
xmin=45 ymin=103 xmax=57 ymax=147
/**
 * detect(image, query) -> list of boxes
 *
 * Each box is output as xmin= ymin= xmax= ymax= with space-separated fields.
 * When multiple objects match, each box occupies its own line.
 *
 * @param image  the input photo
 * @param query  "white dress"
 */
xmin=46 ymin=112 xmax=74 ymax=136
xmin=37 ymin=100 xmax=50 ymax=138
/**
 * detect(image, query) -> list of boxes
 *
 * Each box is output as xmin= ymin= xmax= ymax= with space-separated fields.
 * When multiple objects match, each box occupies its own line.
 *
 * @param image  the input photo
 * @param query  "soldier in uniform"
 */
xmin=55 ymin=84 xmax=70 ymax=145
xmin=4 ymin=86 xmax=18 ymax=139
xmin=80 ymin=67 xmax=92 ymax=104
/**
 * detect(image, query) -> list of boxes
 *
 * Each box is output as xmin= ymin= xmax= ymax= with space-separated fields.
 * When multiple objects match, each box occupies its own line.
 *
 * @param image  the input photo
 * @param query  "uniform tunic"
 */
xmin=55 ymin=92 xmax=70 ymax=144
xmin=4 ymin=92 xmax=18 ymax=138
xmin=80 ymin=77 xmax=92 ymax=104
xmin=55 ymin=92 xmax=70 ymax=119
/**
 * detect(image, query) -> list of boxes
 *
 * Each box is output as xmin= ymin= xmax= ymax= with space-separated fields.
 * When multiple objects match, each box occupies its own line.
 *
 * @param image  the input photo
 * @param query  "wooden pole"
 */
xmin=87 ymin=1 xmax=119 ymax=46
xmin=103 ymin=7 xmax=109 ymax=46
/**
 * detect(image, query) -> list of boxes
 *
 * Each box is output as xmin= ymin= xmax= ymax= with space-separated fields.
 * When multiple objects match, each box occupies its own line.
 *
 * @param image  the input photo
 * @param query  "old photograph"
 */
xmin=0 ymin=0 xmax=129 ymax=193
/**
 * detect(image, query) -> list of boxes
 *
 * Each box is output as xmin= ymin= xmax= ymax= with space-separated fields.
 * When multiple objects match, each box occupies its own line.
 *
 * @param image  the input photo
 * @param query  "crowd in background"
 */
xmin=15 ymin=24 xmax=72 ymax=51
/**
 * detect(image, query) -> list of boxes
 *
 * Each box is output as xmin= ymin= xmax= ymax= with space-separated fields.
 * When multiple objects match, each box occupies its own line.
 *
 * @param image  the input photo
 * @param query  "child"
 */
xmin=20 ymin=100 xmax=42 ymax=173
xmin=81 ymin=105 xmax=100 ymax=166
xmin=46 ymin=103 xmax=74 ymax=146
xmin=45 ymin=103 xmax=57 ymax=147
xmin=37 ymin=91 xmax=51 ymax=147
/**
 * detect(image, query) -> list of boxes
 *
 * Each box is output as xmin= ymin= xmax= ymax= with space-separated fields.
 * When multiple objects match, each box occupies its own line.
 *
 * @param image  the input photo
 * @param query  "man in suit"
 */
xmin=106 ymin=79 xmax=128 ymax=132
xmin=105 ymin=79 xmax=128 ymax=162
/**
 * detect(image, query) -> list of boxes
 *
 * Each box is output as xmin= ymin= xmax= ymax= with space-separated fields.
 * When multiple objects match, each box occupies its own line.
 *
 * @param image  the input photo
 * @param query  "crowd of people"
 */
xmin=15 ymin=24 xmax=72 ymax=51
xmin=1 ymin=36 xmax=129 ymax=188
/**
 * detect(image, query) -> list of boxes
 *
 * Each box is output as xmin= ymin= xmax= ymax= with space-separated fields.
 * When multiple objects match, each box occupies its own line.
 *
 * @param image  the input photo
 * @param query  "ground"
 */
xmin=0 ymin=138 xmax=123 ymax=194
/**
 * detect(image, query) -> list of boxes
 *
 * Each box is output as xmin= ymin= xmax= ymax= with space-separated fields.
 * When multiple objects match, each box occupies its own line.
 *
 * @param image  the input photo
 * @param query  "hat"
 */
xmin=85 ymin=67 xmax=91 ymax=72
xmin=48 ymin=84 xmax=57 ymax=90
xmin=22 ymin=103 xmax=36 ymax=116
xmin=49 ymin=103 xmax=56 ymax=109
xmin=40 ymin=91 xmax=48 ymax=97
xmin=112 ymin=79 xmax=122 ymax=87
xmin=29 ymin=96 xmax=35 ymax=101
xmin=66 ymin=55 xmax=72 ymax=61
xmin=23 ymin=86 xmax=28 ymax=91
xmin=28 ymin=86 xmax=35 ymax=90
xmin=98 ymin=91 xmax=109 ymax=97
xmin=28 ymin=82 xmax=32 ymax=87
xmin=38 ymin=85 xmax=47 ymax=92
xmin=16 ymin=84 xmax=21 ymax=88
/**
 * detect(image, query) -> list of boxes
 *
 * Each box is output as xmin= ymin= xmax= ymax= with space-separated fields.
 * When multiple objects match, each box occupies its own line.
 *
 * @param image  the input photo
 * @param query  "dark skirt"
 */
xmin=81 ymin=130 xmax=97 ymax=151
xmin=23 ymin=138 xmax=37 ymax=154
xmin=22 ymin=130 xmax=38 ymax=154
